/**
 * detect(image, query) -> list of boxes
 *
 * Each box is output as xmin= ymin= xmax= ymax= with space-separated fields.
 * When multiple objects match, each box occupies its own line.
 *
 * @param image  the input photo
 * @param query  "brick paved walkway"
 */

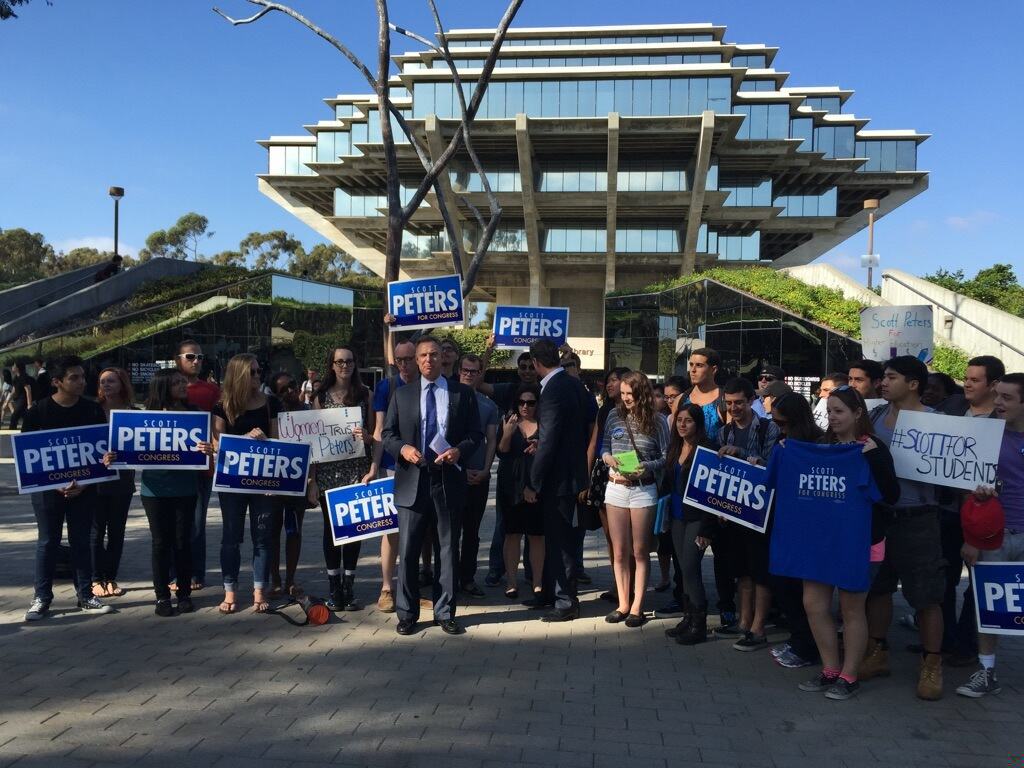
xmin=0 ymin=464 xmax=1019 ymax=768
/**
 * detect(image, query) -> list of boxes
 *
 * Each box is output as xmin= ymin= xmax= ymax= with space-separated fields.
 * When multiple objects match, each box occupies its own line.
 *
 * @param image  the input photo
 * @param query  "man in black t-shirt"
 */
xmin=8 ymin=360 xmax=35 ymax=430
xmin=23 ymin=356 xmax=114 ymax=622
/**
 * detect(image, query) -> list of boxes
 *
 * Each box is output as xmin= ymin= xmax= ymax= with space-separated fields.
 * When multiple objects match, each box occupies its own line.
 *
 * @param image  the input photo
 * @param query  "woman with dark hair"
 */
xmin=602 ymin=371 xmax=670 ymax=626
xmin=664 ymin=403 xmax=718 ymax=645
xmin=106 ymin=368 xmax=213 ymax=616
xmin=268 ymin=372 xmax=308 ymax=597
xmin=776 ymin=386 xmax=900 ymax=700
xmin=92 ymin=367 xmax=136 ymax=599
xmin=764 ymin=393 xmax=823 ymax=670
xmin=922 ymin=371 xmax=963 ymax=410
xmin=212 ymin=353 xmax=281 ymax=614
xmin=311 ymin=346 xmax=377 ymax=612
xmin=496 ymin=383 xmax=544 ymax=601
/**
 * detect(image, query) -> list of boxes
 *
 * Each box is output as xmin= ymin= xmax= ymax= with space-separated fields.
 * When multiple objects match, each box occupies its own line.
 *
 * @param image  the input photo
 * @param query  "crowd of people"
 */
xmin=13 ymin=332 xmax=1022 ymax=702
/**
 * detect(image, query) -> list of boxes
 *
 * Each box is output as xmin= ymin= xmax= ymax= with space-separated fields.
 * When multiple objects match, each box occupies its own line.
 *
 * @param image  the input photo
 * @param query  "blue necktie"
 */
xmin=424 ymin=382 xmax=438 ymax=464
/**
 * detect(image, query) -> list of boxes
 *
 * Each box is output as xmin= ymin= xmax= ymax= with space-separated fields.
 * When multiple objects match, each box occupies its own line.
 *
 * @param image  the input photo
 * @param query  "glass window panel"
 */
xmin=821 ymin=187 xmax=837 ymax=215
xmin=657 ymin=229 xmax=675 ymax=252
xmin=492 ymin=81 xmax=508 ymax=118
xmin=413 ymin=82 xmax=432 ymax=118
xmin=546 ymin=228 xmax=565 ymax=251
xmin=435 ymin=80 xmax=452 ymax=117
xmin=563 ymin=166 xmax=579 ymax=192
xmin=640 ymin=229 xmax=656 ymax=251
xmin=768 ymin=104 xmax=788 ymax=138
xmin=559 ymin=79 xmax=578 ymax=117
xmin=647 ymin=167 xmax=663 ymax=192
xmin=633 ymin=78 xmax=652 ymax=116
xmin=596 ymin=78 xmax=614 ymax=115
xmin=626 ymin=229 xmax=641 ymax=251
xmin=580 ymin=228 xmax=597 ymax=252
xmin=670 ymin=77 xmax=689 ymax=115
xmin=505 ymin=80 xmax=524 ymax=115
xmin=689 ymin=77 xmax=708 ymax=113
xmin=815 ymin=126 xmax=835 ymax=157
xmin=541 ymin=80 xmax=559 ymax=117
xmin=790 ymin=117 xmax=813 ymax=151
xmin=614 ymin=78 xmax=632 ymax=114
xmin=524 ymin=80 xmax=542 ymax=114
xmin=578 ymin=79 xmax=597 ymax=116
xmin=566 ymin=228 xmax=582 ymax=251
xmin=880 ymin=140 xmax=897 ymax=170
xmin=269 ymin=146 xmax=285 ymax=175
xmin=708 ymin=77 xmax=731 ymax=112
xmin=284 ymin=146 xmax=299 ymax=175
xmin=835 ymin=127 xmax=855 ymax=158
xmin=896 ymin=141 xmax=916 ymax=171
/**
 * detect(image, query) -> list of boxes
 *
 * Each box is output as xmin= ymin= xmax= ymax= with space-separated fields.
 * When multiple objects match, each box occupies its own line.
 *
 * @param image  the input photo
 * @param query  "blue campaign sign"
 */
xmin=325 ymin=477 xmax=398 ymax=545
xmin=492 ymin=305 xmax=570 ymax=350
xmin=108 ymin=409 xmax=210 ymax=470
xmin=387 ymin=274 xmax=464 ymax=331
xmin=971 ymin=563 xmax=1024 ymax=636
xmin=12 ymin=424 xmax=118 ymax=494
xmin=213 ymin=435 xmax=311 ymax=497
xmin=683 ymin=446 xmax=774 ymax=533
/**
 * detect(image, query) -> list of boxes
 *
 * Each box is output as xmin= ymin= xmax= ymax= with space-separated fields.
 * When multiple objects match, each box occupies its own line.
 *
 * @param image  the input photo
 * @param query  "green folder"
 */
xmin=613 ymin=450 xmax=640 ymax=475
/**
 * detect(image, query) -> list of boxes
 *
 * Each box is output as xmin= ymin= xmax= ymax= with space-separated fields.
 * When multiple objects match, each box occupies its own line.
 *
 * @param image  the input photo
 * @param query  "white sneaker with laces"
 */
xmin=25 ymin=598 xmax=50 ymax=622
xmin=77 ymin=596 xmax=114 ymax=615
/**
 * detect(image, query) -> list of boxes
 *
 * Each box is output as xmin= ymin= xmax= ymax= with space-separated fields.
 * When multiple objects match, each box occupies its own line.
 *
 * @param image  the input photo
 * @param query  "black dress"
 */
xmin=497 ymin=426 xmax=543 ymax=536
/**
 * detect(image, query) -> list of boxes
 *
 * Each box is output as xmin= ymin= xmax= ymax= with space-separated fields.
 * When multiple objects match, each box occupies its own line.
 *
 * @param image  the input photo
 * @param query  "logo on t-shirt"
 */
xmin=798 ymin=465 xmax=848 ymax=500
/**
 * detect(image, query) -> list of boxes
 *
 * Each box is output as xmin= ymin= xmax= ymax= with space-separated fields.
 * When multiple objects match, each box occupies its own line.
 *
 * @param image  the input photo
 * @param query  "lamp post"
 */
xmin=108 ymin=186 xmax=125 ymax=263
xmin=862 ymin=198 xmax=880 ymax=290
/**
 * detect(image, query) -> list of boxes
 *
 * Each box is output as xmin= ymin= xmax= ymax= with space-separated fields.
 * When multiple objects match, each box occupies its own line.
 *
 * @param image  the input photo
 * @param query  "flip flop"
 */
xmin=252 ymin=600 xmax=270 ymax=613
xmin=92 ymin=581 xmax=107 ymax=598
xmin=106 ymin=581 xmax=126 ymax=597
xmin=218 ymin=599 xmax=237 ymax=614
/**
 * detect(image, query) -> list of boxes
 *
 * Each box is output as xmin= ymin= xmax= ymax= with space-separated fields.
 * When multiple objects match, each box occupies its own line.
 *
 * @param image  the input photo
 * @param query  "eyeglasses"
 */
xmin=517 ymin=399 xmax=537 ymax=407
xmin=178 ymin=353 xmax=204 ymax=362
xmin=395 ymin=356 xmax=415 ymax=365
xmin=460 ymin=368 xmax=481 ymax=376
xmin=333 ymin=358 xmax=355 ymax=367
xmin=665 ymin=393 xmax=681 ymax=401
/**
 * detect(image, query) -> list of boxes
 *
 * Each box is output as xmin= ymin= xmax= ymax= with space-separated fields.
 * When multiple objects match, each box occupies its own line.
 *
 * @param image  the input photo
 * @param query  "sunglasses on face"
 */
xmin=518 ymin=399 xmax=537 ymax=407
xmin=758 ymin=374 xmax=776 ymax=381
xmin=178 ymin=353 xmax=204 ymax=362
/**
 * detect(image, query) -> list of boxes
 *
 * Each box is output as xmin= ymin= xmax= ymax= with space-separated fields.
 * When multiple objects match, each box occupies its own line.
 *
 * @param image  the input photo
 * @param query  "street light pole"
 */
xmin=863 ymin=198 xmax=879 ymax=290
xmin=109 ymin=186 xmax=125 ymax=262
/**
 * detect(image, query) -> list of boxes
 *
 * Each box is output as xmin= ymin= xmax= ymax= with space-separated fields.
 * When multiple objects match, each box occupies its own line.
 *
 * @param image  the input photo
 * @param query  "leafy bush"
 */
xmin=100 ymin=264 xmax=257 ymax=319
xmin=290 ymin=329 xmax=353 ymax=371
xmin=931 ymin=344 xmax=969 ymax=381
xmin=430 ymin=327 xmax=511 ymax=368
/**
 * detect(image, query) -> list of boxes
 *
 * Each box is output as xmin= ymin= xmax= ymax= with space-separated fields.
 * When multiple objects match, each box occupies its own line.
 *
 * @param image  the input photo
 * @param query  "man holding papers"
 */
xmin=382 ymin=336 xmax=482 ymax=636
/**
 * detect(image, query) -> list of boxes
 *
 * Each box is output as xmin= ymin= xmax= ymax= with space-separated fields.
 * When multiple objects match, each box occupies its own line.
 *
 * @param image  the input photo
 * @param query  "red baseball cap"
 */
xmin=961 ymin=496 xmax=1005 ymax=551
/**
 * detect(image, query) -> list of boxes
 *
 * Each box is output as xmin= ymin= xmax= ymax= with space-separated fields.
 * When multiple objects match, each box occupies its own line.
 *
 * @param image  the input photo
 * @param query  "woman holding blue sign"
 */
xmin=601 ymin=372 xmax=670 ymax=627
xmin=106 ymin=369 xmax=215 ymax=616
xmin=212 ymin=354 xmax=281 ymax=614
xmin=91 ymin=367 xmax=135 ymax=601
xmin=311 ymin=346 xmax=377 ymax=613
xmin=770 ymin=386 xmax=899 ymax=700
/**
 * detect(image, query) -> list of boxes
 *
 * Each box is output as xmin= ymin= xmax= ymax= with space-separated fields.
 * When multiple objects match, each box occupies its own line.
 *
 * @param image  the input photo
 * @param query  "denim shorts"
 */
xmin=870 ymin=507 xmax=947 ymax=610
xmin=604 ymin=480 xmax=658 ymax=509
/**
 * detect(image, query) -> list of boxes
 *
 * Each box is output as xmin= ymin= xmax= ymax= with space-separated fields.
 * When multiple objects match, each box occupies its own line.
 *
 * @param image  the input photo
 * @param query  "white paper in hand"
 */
xmin=429 ymin=432 xmax=461 ymax=470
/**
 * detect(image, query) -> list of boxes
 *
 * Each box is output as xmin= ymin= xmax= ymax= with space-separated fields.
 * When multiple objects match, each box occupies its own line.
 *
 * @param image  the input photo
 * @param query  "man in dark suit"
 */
xmin=524 ymin=339 xmax=590 ymax=622
xmin=382 ymin=336 xmax=482 ymax=636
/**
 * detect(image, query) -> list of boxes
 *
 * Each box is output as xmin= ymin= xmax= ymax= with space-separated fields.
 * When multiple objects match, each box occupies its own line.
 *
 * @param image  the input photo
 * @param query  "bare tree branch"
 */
xmin=212 ymin=5 xmax=271 ymax=25
xmin=389 ymin=22 xmax=439 ymax=53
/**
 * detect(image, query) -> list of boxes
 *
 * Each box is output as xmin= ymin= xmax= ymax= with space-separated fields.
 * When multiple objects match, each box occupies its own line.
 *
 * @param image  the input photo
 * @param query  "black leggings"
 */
xmin=91 ymin=492 xmax=132 ymax=582
xmin=320 ymin=500 xmax=360 ymax=571
xmin=671 ymin=518 xmax=708 ymax=611
xmin=141 ymin=495 xmax=195 ymax=601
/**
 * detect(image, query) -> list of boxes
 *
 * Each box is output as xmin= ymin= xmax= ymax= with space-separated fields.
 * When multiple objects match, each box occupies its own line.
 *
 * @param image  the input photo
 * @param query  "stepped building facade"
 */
xmin=258 ymin=23 xmax=928 ymax=367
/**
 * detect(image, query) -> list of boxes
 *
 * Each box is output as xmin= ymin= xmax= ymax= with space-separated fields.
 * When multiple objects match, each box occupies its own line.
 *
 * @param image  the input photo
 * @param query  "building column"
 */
xmin=681 ymin=110 xmax=716 ymax=276
xmin=424 ymin=115 xmax=468 ymax=261
xmin=514 ymin=113 xmax=544 ymax=306
xmin=605 ymin=112 xmax=620 ymax=294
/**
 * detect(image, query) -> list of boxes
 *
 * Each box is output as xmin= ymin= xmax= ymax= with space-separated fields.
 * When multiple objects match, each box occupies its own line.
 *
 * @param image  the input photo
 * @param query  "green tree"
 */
xmin=286 ymin=243 xmax=361 ymax=282
xmin=239 ymin=230 xmax=304 ymax=271
xmin=0 ymin=0 xmax=48 ymax=21
xmin=202 ymin=250 xmax=246 ymax=268
xmin=924 ymin=263 xmax=1024 ymax=317
xmin=44 ymin=246 xmax=135 ymax=275
xmin=138 ymin=213 xmax=213 ymax=261
xmin=0 ymin=228 xmax=53 ymax=284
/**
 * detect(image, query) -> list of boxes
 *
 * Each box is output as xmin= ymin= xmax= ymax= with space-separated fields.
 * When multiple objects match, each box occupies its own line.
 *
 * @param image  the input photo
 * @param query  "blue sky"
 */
xmin=1 ymin=0 xmax=1021 ymax=282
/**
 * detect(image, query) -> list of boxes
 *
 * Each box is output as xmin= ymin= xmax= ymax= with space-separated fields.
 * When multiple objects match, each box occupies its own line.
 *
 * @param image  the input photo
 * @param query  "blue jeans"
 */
xmin=191 ymin=474 xmax=214 ymax=585
xmin=487 ymin=496 xmax=506 ymax=577
xmin=218 ymin=492 xmax=273 ymax=591
xmin=33 ymin=489 xmax=94 ymax=602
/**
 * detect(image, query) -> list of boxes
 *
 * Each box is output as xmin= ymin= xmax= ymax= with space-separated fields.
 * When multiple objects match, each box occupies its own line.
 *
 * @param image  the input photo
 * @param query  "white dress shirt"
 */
xmin=419 ymin=374 xmax=450 ymax=451
xmin=539 ymin=366 xmax=564 ymax=393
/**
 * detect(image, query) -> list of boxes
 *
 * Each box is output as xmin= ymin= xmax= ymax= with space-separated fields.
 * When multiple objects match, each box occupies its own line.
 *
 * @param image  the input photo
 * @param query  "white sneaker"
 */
xmin=25 ymin=598 xmax=50 ymax=622
xmin=77 ymin=596 xmax=114 ymax=614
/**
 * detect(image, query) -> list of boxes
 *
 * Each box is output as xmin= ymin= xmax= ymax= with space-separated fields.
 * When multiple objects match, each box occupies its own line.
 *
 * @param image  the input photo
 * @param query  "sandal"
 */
xmin=106 ymin=581 xmax=125 ymax=597
xmin=252 ymin=590 xmax=270 ymax=613
xmin=504 ymin=586 xmax=519 ymax=599
xmin=218 ymin=592 xmax=237 ymax=614
xmin=92 ymin=581 xmax=107 ymax=598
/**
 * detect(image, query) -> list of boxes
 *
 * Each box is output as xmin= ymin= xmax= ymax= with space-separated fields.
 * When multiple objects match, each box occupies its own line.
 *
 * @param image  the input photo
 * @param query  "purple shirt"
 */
xmin=999 ymin=429 xmax=1024 ymax=530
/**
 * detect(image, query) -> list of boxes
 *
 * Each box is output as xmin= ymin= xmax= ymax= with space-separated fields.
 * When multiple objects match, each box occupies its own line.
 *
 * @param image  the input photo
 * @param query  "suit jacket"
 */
xmin=382 ymin=377 xmax=483 ymax=508
xmin=529 ymin=369 xmax=590 ymax=498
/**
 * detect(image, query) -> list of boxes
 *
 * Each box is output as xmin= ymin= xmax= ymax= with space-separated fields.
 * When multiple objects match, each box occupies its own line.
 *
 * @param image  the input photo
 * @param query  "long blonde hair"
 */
xmin=220 ymin=353 xmax=259 ymax=425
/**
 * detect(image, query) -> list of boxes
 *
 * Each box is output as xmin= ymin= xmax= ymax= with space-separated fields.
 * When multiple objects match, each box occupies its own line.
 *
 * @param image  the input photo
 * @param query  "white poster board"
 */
xmin=860 ymin=305 xmax=934 ymax=363
xmin=889 ymin=410 xmax=1005 ymax=491
xmin=278 ymin=407 xmax=364 ymax=464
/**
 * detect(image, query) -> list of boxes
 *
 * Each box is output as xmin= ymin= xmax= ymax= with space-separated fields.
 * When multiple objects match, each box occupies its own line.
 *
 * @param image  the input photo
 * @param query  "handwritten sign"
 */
xmin=213 ymin=435 xmax=311 ymax=496
xmin=108 ymin=410 xmax=210 ymax=470
xmin=387 ymin=274 xmax=463 ymax=331
xmin=683 ymin=446 xmax=774 ymax=533
xmin=12 ymin=425 xmax=117 ymax=494
xmin=325 ymin=477 xmax=398 ymax=545
xmin=972 ymin=563 xmax=1024 ymax=636
xmin=278 ymin=408 xmax=364 ymax=464
xmin=492 ymin=305 xmax=569 ymax=349
xmin=860 ymin=305 xmax=934 ymax=363
xmin=889 ymin=410 xmax=1005 ymax=491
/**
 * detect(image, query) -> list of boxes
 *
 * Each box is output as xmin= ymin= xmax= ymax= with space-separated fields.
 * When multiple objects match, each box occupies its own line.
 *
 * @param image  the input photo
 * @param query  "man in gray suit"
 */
xmin=382 ymin=336 xmax=482 ymax=636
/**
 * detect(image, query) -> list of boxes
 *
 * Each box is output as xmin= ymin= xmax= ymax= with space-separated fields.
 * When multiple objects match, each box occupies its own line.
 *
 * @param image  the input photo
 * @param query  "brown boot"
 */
xmin=917 ymin=653 xmax=943 ymax=700
xmin=859 ymin=639 xmax=891 ymax=681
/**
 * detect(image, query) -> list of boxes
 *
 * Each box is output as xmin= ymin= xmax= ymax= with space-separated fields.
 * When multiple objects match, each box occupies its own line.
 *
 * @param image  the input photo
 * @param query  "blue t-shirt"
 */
xmin=767 ymin=440 xmax=880 ymax=592
xmin=373 ymin=376 xmax=409 ymax=471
